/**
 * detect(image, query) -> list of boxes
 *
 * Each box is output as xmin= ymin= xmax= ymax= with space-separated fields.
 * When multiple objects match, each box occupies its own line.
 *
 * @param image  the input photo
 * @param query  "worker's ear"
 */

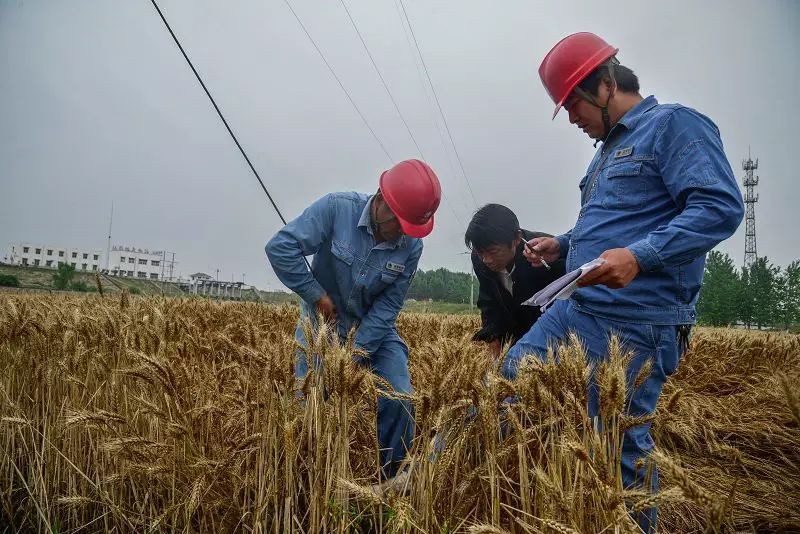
xmin=602 ymin=74 xmax=616 ymax=96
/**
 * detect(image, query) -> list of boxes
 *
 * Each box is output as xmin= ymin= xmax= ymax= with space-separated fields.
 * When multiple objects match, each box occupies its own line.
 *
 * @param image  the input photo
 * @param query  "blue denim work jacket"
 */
xmin=266 ymin=192 xmax=422 ymax=353
xmin=554 ymin=96 xmax=744 ymax=325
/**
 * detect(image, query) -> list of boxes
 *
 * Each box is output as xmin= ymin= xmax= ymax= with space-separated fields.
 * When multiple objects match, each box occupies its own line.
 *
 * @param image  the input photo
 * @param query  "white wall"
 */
xmin=108 ymin=246 xmax=165 ymax=280
xmin=5 ymin=243 xmax=170 ymax=280
xmin=6 ymin=243 xmax=102 ymax=272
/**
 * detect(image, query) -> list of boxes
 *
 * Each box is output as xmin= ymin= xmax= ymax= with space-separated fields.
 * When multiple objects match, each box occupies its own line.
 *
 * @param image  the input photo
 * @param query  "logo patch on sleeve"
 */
xmin=614 ymin=146 xmax=633 ymax=158
xmin=386 ymin=262 xmax=405 ymax=273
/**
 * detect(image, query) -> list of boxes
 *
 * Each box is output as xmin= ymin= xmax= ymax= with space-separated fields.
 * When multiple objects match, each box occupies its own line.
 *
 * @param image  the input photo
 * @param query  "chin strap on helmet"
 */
xmin=574 ymin=57 xmax=619 ymax=146
xmin=370 ymin=191 xmax=397 ymax=236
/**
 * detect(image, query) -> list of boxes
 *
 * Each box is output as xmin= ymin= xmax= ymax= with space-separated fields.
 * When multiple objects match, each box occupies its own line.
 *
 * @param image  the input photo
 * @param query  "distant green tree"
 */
xmin=742 ymin=257 xmax=780 ymax=329
xmin=775 ymin=260 xmax=800 ymax=329
xmin=70 ymin=281 xmax=90 ymax=292
xmin=408 ymin=268 xmax=473 ymax=303
xmin=52 ymin=263 xmax=76 ymax=290
xmin=697 ymin=251 xmax=741 ymax=326
xmin=0 ymin=274 xmax=20 ymax=287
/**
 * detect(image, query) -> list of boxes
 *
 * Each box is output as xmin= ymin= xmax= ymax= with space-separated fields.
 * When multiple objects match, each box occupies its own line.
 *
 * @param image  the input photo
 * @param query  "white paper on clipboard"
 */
xmin=521 ymin=258 xmax=606 ymax=312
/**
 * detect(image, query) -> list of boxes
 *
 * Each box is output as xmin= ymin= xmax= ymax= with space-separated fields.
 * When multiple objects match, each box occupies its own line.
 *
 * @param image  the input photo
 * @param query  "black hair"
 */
xmin=464 ymin=204 xmax=520 ymax=250
xmin=578 ymin=63 xmax=640 ymax=96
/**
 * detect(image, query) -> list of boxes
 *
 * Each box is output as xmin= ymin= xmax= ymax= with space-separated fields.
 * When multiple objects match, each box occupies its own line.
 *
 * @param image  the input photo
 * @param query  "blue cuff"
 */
xmin=299 ymin=282 xmax=326 ymax=307
xmin=555 ymin=234 xmax=571 ymax=259
xmin=627 ymin=239 xmax=663 ymax=272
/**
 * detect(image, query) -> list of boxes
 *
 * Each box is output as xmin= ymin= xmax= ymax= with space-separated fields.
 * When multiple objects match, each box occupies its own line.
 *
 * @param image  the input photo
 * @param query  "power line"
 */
xmin=283 ymin=0 xmax=393 ymax=163
xmin=388 ymin=0 xmax=470 ymax=233
xmin=339 ymin=0 xmax=468 ymax=232
xmin=398 ymin=0 xmax=478 ymax=207
xmin=150 ymin=0 xmax=289 ymax=226
xmin=149 ymin=0 xmax=313 ymax=272
xmin=339 ymin=0 xmax=425 ymax=161
xmin=392 ymin=0 xmax=461 ymax=196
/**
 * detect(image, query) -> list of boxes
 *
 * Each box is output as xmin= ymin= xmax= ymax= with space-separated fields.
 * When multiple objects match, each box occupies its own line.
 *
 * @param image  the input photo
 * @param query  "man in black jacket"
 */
xmin=465 ymin=204 xmax=566 ymax=357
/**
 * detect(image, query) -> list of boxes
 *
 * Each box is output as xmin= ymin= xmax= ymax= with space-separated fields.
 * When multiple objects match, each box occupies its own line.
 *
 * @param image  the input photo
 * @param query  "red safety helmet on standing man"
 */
xmin=539 ymin=32 xmax=619 ymax=119
xmin=379 ymin=159 xmax=441 ymax=238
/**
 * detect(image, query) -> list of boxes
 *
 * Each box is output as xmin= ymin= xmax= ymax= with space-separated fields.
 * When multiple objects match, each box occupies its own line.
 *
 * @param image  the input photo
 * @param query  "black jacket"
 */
xmin=472 ymin=229 xmax=566 ymax=344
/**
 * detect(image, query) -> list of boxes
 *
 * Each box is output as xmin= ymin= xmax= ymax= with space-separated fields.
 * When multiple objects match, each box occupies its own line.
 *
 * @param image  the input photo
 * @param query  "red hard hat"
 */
xmin=379 ymin=159 xmax=441 ymax=238
xmin=539 ymin=32 xmax=618 ymax=119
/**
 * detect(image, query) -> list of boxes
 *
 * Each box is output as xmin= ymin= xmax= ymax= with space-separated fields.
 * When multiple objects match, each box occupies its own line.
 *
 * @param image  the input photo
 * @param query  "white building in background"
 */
xmin=4 ymin=243 xmax=103 ymax=272
xmin=107 ymin=246 xmax=166 ymax=280
xmin=3 ymin=243 xmax=174 ymax=281
xmin=180 ymin=272 xmax=244 ymax=298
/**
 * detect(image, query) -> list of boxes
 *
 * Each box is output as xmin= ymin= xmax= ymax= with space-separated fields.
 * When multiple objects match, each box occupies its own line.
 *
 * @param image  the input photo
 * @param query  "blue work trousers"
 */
xmin=294 ymin=320 xmax=415 ymax=479
xmin=504 ymin=299 xmax=681 ymax=532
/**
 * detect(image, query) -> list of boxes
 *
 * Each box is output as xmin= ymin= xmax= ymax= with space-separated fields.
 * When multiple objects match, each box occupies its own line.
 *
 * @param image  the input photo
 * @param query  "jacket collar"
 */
xmin=616 ymin=95 xmax=659 ymax=131
xmin=358 ymin=195 xmax=405 ymax=250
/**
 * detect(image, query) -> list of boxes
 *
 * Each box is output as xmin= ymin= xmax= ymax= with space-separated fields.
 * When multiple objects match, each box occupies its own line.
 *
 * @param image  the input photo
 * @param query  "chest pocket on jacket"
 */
xmin=331 ymin=240 xmax=355 ymax=266
xmin=369 ymin=269 xmax=400 ymax=296
xmin=601 ymin=162 xmax=647 ymax=211
xmin=331 ymin=240 xmax=357 ymax=290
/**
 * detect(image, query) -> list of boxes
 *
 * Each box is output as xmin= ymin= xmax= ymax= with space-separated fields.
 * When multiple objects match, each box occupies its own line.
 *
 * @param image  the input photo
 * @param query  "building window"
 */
xmin=138 ymin=259 xmax=147 ymax=265
xmin=47 ymin=249 xmax=53 ymax=256
xmin=151 ymin=260 xmax=160 ymax=266
xmin=128 ymin=258 xmax=134 ymax=264
xmin=23 ymin=247 xmax=29 ymax=253
xmin=120 ymin=256 xmax=126 ymax=262
xmin=82 ymin=253 xmax=88 ymax=260
xmin=58 ymin=251 xmax=64 ymax=257
xmin=128 ymin=271 xmax=134 ymax=277
xmin=137 ymin=272 xmax=146 ymax=278
xmin=71 ymin=252 xmax=77 ymax=258
xmin=81 ymin=264 xmax=87 ymax=270
xmin=93 ymin=254 xmax=99 ymax=261
xmin=71 ymin=263 xmax=76 ymax=268
xmin=46 ymin=260 xmax=53 ymax=267
xmin=34 ymin=259 xmax=40 ymax=266
xmin=92 ymin=265 xmax=98 ymax=271
xmin=150 ymin=273 xmax=158 ymax=279
xmin=22 ymin=258 xmax=28 ymax=266
xmin=35 ymin=248 xmax=41 ymax=254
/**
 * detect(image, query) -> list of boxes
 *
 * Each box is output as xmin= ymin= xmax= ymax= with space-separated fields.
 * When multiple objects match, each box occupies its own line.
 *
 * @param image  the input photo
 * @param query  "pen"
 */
xmin=523 ymin=240 xmax=551 ymax=270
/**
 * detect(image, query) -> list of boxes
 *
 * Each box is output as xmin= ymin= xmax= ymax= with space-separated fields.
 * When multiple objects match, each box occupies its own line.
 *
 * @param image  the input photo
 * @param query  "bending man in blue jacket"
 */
xmin=509 ymin=33 xmax=745 ymax=531
xmin=265 ymin=159 xmax=442 ymax=480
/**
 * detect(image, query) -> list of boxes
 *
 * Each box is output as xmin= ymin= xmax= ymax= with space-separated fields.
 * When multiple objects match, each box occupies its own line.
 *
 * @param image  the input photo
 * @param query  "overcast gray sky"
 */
xmin=2 ymin=0 xmax=798 ymax=289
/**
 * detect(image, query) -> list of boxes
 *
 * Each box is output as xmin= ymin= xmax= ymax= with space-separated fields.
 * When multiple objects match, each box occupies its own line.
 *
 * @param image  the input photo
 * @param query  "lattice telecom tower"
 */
xmin=742 ymin=150 xmax=759 ymax=268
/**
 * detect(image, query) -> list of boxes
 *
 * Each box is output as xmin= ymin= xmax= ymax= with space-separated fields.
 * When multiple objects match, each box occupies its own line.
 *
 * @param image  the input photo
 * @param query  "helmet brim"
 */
xmin=398 ymin=214 xmax=434 ymax=239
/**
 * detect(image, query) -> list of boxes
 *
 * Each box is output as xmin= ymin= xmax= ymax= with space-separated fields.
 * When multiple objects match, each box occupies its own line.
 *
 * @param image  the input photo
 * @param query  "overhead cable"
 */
xmin=284 ymin=0 xmax=393 ymax=163
xmin=398 ymin=0 xmax=478 ymax=207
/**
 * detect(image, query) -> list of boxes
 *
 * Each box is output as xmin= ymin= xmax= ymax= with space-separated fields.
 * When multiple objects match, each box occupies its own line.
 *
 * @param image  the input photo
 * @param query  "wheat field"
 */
xmin=1 ymin=293 xmax=798 ymax=533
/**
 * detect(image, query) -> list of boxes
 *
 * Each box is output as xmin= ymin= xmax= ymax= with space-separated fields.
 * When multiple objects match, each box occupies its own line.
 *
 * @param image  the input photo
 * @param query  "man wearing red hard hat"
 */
xmin=503 ymin=33 xmax=744 ymax=530
xmin=266 ymin=159 xmax=441 ymax=481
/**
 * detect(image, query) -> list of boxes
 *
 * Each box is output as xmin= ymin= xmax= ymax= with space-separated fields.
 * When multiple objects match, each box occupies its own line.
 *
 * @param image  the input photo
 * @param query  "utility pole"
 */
xmin=470 ymin=272 xmax=474 ymax=310
xmin=105 ymin=202 xmax=113 ymax=272
xmin=742 ymin=149 xmax=760 ymax=268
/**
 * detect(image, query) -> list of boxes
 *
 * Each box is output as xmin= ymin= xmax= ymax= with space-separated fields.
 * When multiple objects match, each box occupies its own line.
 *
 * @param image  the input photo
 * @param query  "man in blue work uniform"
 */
xmin=506 ymin=33 xmax=745 ymax=530
xmin=265 ymin=159 xmax=442 ymax=480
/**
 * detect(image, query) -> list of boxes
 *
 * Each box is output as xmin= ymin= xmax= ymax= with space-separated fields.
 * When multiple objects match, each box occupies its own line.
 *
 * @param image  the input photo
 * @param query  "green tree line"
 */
xmin=697 ymin=251 xmax=800 ymax=329
xmin=408 ymin=267 xmax=475 ymax=304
